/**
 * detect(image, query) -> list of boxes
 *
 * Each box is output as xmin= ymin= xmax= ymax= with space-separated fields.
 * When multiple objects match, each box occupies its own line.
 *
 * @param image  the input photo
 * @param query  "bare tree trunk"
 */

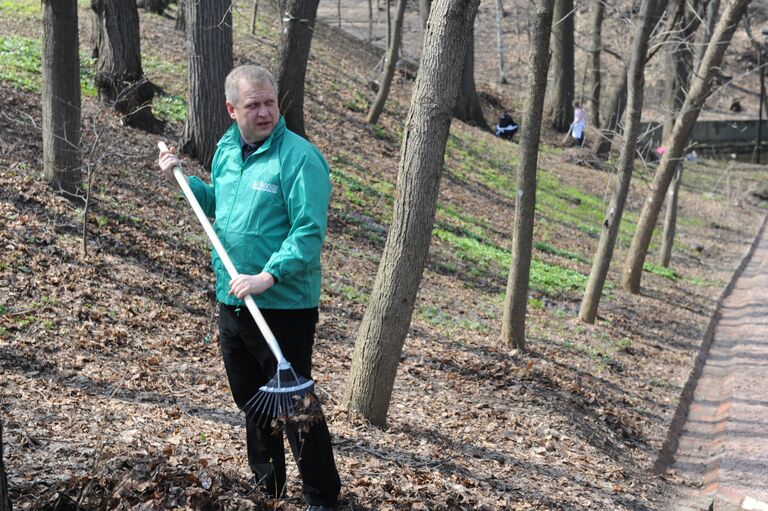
xmin=337 ymin=0 xmax=341 ymax=29
xmin=579 ymin=0 xmax=659 ymax=324
xmin=1 ymin=420 xmax=11 ymax=511
xmin=92 ymin=0 xmax=158 ymax=132
xmin=588 ymin=0 xmax=604 ymax=127
xmin=345 ymin=0 xmax=480 ymax=427
xmin=275 ymin=0 xmax=319 ymax=139
xmin=495 ymin=0 xmax=507 ymax=84
xmin=366 ymin=0 xmax=406 ymax=125
xmin=592 ymin=69 xmax=627 ymax=156
xmin=547 ymin=0 xmax=575 ymax=132
xmin=176 ymin=0 xmax=186 ymax=32
xmin=660 ymin=163 xmax=683 ymax=266
xmin=368 ymin=0 xmax=373 ymax=41
xmin=42 ymin=0 xmax=81 ymax=196
xmin=181 ymin=0 xmax=233 ymax=170
xmin=621 ymin=0 xmax=752 ymax=294
xmin=500 ymin=0 xmax=555 ymax=349
xmin=696 ymin=0 xmax=719 ymax=67
xmin=251 ymin=0 xmax=258 ymax=34
xmin=453 ymin=26 xmax=489 ymax=129
xmin=419 ymin=0 xmax=431 ymax=32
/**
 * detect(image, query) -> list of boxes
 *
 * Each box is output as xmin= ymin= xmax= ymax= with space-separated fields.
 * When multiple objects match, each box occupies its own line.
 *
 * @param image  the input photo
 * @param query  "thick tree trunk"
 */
xmin=42 ymin=0 xmax=81 ymax=196
xmin=345 ymin=0 xmax=480 ymax=427
xmin=547 ymin=0 xmax=574 ymax=132
xmin=275 ymin=0 xmax=319 ymax=139
xmin=453 ymin=27 xmax=489 ymax=129
xmin=495 ymin=0 xmax=507 ymax=84
xmin=592 ymin=69 xmax=627 ymax=156
xmin=366 ymin=0 xmax=407 ymax=125
xmin=92 ymin=0 xmax=158 ymax=132
xmin=660 ymin=164 xmax=683 ymax=266
xmin=621 ymin=0 xmax=752 ymax=294
xmin=579 ymin=0 xmax=659 ymax=324
xmin=181 ymin=0 xmax=233 ymax=170
xmin=500 ymin=0 xmax=555 ymax=349
xmin=588 ymin=0 xmax=603 ymax=127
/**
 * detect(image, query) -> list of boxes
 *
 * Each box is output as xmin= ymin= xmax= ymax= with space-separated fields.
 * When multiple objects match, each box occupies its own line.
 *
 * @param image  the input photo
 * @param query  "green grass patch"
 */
xmin=534 ymin=241 xmax=589 ymax=264
xmin=0 ymin=0 xmax=38 ymax=19
xmin=643 ymin=261 xmax=680 ymax=281
xmin=433 ymin=228 xmax=588 ymax=296
xmin=153 ymin=92 xmax=186 ymax=122
xmin=0 ymin=35 xmax=97 ymax=96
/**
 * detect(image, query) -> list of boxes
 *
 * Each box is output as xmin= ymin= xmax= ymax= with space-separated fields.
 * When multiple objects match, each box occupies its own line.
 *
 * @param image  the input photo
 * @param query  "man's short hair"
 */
xmin=225 ymin=65 xmax=279 ymax=105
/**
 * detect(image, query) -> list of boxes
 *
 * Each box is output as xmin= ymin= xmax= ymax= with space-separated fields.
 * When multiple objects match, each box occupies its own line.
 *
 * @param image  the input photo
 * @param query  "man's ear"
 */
xmin=226 ymin=101 xmax=236 ymax=120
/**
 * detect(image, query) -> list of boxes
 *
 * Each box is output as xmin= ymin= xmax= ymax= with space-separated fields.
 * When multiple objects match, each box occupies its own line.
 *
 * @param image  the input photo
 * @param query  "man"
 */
xmin=158 ymin=65 xmax=341 ymax=511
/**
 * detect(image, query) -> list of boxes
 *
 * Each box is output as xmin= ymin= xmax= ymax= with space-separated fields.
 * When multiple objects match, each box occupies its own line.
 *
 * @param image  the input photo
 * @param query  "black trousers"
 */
xmin=218 ymin=304 xmax=341 ymax=507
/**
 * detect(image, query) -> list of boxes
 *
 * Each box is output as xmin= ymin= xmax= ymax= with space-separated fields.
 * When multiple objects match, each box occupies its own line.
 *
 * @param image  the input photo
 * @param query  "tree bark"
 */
xmin=275 ymin=0 xmax=319 ymax=139
xmin=500 ymin=0 xmax=555 ymax=349
xmin=1 ymin=420 xmax=11 ymax=511
xmin=592 ymin=68 xmax=627 ymax=156
xmin=621 ymin=0 xmax=752 ymax=294
xmin=495 ymin=0 xmax=507 ymax=84
xmin=579 ymin=0 xmax=659 ymax=324
xmin=588 ymin=0 xmax=604 ymax=127
xmin=345 ymin=0 xmax=480 ymax=427
xmin=547 ymin=0 xmax=575 ymax=132
xmin=180 ymin=0 xmax=233 ymax=170
xmin=176 ymin=0 xmax=186 ymax=32
xmin=660 ymin=164 xmax=683 ymax=266
xmin=92 ymin=0 xmax=158 ymax=132
xmin=419 ymin=0 xmax=431 ymax=32
xmin=42 ymin=0 xmax=81 ymax=196
xmin=366 ymin=0 xmax=406 ymax=126
xmin=453 ymin=26 xmax=489 ymax=129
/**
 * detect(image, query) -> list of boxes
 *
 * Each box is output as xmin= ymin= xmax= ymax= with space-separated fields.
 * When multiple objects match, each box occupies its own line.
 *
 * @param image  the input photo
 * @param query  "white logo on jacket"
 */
xmin=252 ymin=181 xmax=278 ymax=194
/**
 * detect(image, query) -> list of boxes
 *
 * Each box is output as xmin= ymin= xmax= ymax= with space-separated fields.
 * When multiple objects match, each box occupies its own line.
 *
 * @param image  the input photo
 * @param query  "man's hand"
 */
xmin=229 ymin=272 xmax=275 ymax=299
xmin=158 ymin=145 xmax=182 ymax=183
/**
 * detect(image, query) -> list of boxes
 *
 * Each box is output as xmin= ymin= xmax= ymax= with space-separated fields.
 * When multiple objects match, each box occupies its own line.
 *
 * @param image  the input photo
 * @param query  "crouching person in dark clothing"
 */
xmin=158 ymin=64 xmax=341 ymax=511
xmin=495 ymin=112 xmax=519 ymax=141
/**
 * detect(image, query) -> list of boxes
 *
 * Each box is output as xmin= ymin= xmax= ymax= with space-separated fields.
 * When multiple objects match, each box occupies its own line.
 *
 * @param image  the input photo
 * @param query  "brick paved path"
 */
xmin=671 ymin=222 xmax=768 ymax=510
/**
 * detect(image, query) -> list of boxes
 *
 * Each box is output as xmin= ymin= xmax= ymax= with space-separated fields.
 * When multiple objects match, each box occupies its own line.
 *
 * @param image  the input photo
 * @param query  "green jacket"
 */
xmin=188 ymin=116 xmax=331 ymax=309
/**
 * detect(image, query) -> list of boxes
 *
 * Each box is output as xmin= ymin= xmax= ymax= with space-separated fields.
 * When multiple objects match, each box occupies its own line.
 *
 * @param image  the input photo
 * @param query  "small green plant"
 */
xmin=344 ymin=90 xmax=369 ymax=113
xmin=616 ymin=337 xmax=632 ymax=351
xmin=0 ymin=304 xmax=7 ymax=314
xmin=153 ymin=93 xmax=187 ymax=122
xmin=534 ymin=241 xmax=589 ymax=264
xmin=0 ymin=1 xmax=39 ymax=19
xmin=528 ymin=297 xmax=544 ymax=310
xmin=97 ymin=215 xmax=109 ymax=227
xmin=643 ymin=262 xmax=680 ymax=281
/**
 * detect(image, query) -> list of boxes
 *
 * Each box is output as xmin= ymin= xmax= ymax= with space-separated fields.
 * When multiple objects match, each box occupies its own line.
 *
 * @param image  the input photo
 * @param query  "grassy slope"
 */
xmin=2 ymin=1 xmax=768 ymax=509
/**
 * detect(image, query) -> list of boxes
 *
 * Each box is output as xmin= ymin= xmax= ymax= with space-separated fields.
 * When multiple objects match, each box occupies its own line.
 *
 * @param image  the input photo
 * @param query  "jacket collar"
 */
xmin=221 ymin=115 xmax=286 ymax=156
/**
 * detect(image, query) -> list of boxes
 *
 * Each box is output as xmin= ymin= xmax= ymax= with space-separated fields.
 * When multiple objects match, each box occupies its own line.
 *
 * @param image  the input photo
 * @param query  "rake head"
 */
xmin=244 ymin=363 xmax=315 ymax=428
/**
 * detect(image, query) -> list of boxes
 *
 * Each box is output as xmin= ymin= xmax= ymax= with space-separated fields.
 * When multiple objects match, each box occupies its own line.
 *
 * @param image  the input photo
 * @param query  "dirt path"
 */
xmin=667 ymin=216 xmax=768 ymax=510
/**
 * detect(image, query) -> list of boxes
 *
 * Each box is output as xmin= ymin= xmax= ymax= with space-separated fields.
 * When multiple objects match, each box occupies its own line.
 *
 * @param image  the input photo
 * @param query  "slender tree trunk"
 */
xmin=588 ymin=0 xmax=603 ymax=127
xmin=547 ymin=0 xmax=575 ymax=132
xmin=500 ymin=0 xmax=555 ymax=349
xmin=92 ymin=0 xmax=158 ymax=132
xmin=275 ymin=0 xmax=319 ymax=138
xmin=366 ymin=0 xmax=406 ymax=125
xmin=181 ymin=0 xmax=233 ymax=170
xmin=621 ymin=0 xmax=752 ymax=293
xmin=176 ymin=0 xmax=186 ymax=32
xmin=251 ymin=0 xmax=258 ymax=34
xmin=579 ymin=0 xmax=659 ymax=324
xmin=495 ymin=0 xmax=507 ymax=84
xmin=453 ymin=26 xmax=489 ymax=129
xmin=345 ymin=0 xmax=480 ymax=427
xmin=1 ymin=419 xmax=11 ymax=511
xmin=696 ymin=0 xmax=719 ymax=67
xmin=660 ymin=163 xmax=683 ymax=266
xmin=368 ymin=0 xmax=373 ymax=41
xmin=42 ymin=0 xmax=81 ymax=196
xmin=419 ymin=0 xmax=431 ymax=32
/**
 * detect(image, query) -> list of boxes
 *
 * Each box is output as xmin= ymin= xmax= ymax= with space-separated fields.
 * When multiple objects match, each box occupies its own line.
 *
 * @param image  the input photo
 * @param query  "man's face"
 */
xmin=226 ymin=79 xmax=279 ymax=143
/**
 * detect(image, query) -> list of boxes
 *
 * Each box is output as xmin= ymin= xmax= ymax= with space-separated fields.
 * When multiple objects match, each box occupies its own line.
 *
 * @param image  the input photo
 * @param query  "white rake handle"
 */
xmin=158 ymin=141 xmax=289 ymax=368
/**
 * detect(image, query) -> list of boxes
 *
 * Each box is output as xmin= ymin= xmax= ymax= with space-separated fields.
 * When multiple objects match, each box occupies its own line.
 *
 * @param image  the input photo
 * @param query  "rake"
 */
xmin=158 ymin=142 xmax=314 ymax=426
